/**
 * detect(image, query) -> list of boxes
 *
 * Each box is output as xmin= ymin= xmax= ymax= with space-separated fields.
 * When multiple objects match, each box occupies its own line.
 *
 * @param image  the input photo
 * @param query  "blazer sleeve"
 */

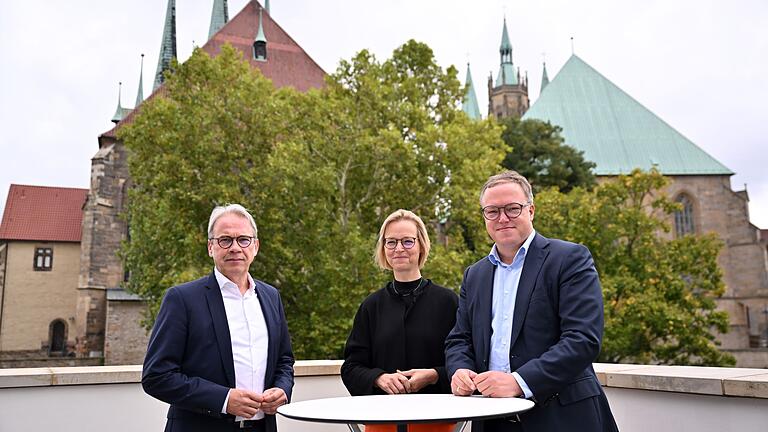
xmin=142 ymin=286 xmax=230 ymax=412
xmin=516 ymin=244 xmax=604 ymax=399
xmin=340 ymin=302 xmax=387 ymax=395
xmin=444 ymin=266 xmax=478 ymax=380
xmin=270 ymin=290 xmax=295 ymax=401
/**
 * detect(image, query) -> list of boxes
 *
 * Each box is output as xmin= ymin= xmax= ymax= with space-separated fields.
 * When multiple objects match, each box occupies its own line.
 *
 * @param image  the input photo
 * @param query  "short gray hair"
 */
xmin=207 ymin=204 xmax=258 ymax=238
xmin=480 ymin=170 xmax=534 ymax=205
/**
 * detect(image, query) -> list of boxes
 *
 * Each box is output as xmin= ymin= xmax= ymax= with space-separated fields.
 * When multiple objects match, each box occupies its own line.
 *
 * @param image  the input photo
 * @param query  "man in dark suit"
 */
xmin=143 ymin=204 xmax=294 ymax=432
xmin=445 ymin=171 xmax=618 ymax=432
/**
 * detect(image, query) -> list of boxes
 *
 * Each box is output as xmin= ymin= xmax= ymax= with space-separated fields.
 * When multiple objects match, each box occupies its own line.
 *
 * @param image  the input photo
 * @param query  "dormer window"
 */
xmin=253 ymin=40 xmax=267 ymax=61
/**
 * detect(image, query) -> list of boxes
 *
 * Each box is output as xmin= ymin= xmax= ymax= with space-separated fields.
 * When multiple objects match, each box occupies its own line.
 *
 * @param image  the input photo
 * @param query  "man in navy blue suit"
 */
xmin=445 ymin=171 xmax=618 ymax=431
xmin=143 ymin=204 xmax=294 ymax=432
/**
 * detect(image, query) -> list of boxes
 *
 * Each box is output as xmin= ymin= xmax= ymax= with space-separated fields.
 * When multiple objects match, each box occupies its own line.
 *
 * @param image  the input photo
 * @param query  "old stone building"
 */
xmin=463 ymin=22 xmax=768 ymax=366
xmin=76 ymin=0 xmax=326 ymax=364
xmin=0 ymin=185 xmax=100 ymax=367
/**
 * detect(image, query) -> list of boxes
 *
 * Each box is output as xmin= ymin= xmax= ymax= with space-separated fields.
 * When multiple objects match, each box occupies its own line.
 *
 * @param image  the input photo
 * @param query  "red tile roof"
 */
xmin=0 ymin=185 xmax=88 ymax=242
xmin=101 ymin=1 xmax=325 ymax=140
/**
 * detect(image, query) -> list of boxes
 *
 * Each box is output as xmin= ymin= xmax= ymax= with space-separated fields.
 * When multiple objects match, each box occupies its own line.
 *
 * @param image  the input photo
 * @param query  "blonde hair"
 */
xmin=374 ymin=209 xmax=431 ymax=271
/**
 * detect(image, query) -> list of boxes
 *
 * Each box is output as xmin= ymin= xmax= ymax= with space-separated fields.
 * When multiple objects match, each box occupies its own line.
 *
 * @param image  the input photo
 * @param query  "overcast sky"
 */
xmin=1 ymin=0 xmax=766 ymax=228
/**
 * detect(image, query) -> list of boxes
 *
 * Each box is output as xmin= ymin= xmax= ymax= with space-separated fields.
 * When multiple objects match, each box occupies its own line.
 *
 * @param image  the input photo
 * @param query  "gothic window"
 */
xmin=49 ymin=319 xmax=67 ymax=354
xmin=674 ymin=194 xmax=695 ymax=237
xmin=33 ymin=247 xmax=53 ymax=271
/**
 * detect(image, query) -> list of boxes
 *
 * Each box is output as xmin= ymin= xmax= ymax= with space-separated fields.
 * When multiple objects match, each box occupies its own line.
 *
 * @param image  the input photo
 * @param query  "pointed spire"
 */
xmin=208 ymin=0 xmax=229 ymax=40
xmin=111 ymin=82 xmax=125 ymax=124
xmin=135 ymin=54 xmax=145 ymax=108
xmin=154 ymin=0 xmax=177 ymax=90
xmin=540 ymin=61 xmax=550 ymax=93
xmin=253 ymin=6 xmax=268 ymax=61
xmin=462 ymin=63 xmax=481 ymax=120
xmin=500 ymin=18 xmax=512 ymax=53
xmin=265 ymin=0 xmax=271 ymax=14
xmin=495 ymin=18 xmax=517 ymax=86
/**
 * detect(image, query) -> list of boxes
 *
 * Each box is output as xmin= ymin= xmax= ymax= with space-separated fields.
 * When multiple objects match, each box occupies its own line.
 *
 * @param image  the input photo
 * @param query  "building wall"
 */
xmin=76 ymin=140 xmax=130 ymax=358
xmin=105 ymin=299 xmax=149 ymax=365
xmin=0 ymin=241 xmax=80 ymax=351
xmin=665 ymin=176 xmax=768 ymax=361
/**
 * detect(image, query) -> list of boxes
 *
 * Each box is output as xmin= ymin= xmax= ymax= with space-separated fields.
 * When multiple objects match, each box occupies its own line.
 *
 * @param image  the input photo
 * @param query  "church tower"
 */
xmin=488 ymin=18 xmax=528 ymax=119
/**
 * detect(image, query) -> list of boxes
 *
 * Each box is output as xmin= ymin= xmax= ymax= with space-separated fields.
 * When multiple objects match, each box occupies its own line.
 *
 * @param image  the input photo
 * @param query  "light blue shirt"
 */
xmin=488 ymin=229 xmax=536 ymax=399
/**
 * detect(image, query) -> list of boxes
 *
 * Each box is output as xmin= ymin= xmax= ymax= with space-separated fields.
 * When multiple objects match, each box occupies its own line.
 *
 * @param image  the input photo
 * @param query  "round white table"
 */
xmin=277 ymin=394 xmax=535 ymax=432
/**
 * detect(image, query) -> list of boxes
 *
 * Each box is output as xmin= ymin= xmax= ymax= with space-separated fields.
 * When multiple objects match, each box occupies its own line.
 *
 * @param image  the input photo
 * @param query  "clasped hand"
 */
xmin=226 ymin=387 xmax=287 ymax=418
xmin=375 ymin=368 xmax=438 ymax=394
xmin=450 ymin=369 xmax=522 ymax=398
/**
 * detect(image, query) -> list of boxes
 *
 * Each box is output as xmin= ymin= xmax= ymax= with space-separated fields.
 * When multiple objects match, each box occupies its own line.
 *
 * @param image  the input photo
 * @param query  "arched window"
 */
xmin=674 ymin=194 xmax=695 ymax=237
xmin=49 ymin=319 xmax=67 ymax=355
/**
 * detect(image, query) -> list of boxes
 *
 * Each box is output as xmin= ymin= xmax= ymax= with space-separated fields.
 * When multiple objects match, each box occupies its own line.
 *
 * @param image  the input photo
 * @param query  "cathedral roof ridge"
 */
xmin=523 ymin=54 xmax=733 ymax=176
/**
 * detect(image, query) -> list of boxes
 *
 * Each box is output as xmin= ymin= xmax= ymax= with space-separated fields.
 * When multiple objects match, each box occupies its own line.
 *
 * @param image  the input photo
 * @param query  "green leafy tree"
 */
xmin=120 ymin=42 xmax=507 ymax=359
xmin=534 ymin=169 xmax=734 ymax=366
xmin=500 ymin=117 xmax=596 ymax=193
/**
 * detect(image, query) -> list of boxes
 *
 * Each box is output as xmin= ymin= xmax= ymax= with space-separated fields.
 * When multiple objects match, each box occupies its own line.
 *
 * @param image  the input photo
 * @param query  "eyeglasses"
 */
xmin=209 ymin=235 xmax=255 ymax=249
xmin=384 ymin=237 xmax=417 ymax=250
xmin=481 ymin=202 xmax=531 ymax=221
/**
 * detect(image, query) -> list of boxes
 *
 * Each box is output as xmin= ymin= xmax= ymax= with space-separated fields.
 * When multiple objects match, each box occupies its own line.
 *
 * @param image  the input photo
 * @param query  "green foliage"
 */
xmin=120 ymin=42 xmax=506 ymax=359
xmin=500 ymin=117 xmax=596 ymax=193
xmin=535 ymin=169 xmax=734 ymax=366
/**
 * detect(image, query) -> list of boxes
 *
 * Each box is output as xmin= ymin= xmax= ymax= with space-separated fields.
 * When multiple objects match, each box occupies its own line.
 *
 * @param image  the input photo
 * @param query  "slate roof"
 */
xmin=523 ymin=55 xmax=732 ymax=176
xmin=0 ymin=185 xmax=88 ymax=242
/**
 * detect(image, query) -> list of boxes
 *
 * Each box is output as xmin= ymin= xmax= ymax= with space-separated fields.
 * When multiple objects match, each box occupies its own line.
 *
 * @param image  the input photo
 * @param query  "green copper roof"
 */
xmin=154 ymin=0 xmax=177 ymax=90
xmin=134 ymin=54 xmax=144 ymax=107
xmin=111 ymin=82 xmax=132 ymax=123
xmin=255 ymin=7 xmax=266 ymax=43
xmin=208 ymin=0 xmax=229 ymax=40
xmin=462 ymin=63 xmax=481 ymax=120
xmin=495 ymin=19 xmax=517 ymax=86
xmin=540 ymin=62 xmax=549 ymax=93
xmin=522 ymin=55 xmax=732 ymax=176
xmin=265 ymin=0 xmax=271 ymax=14
xmin=500 ymin=19 xmax=512 ymax=51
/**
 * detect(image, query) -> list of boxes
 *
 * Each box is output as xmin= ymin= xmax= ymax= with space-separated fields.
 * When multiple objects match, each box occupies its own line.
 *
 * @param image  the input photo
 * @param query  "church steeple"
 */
xmin=111 ymin=82 xmax=126 ymax=124
xmin=462 ymin=63 xmax=481 ymax=120
xmin=208 ymin=0 xmax=229 ymax=40
xmin=135 ymin=54 xmax=145 ymax=108
xmin=154 ymin=0 xmax=177 ymax=90
xmin=540 ymin=61 xmax=550 ymax=93
xmin=488 ymin=18 xmax=529 ymax=120
xmin=495 ymin=18 xmax=517 ymax=86
xmin=253 ymin=6 xmax=267 ymax=61
xmin=265 ymin=0 xmax=271 ymax=14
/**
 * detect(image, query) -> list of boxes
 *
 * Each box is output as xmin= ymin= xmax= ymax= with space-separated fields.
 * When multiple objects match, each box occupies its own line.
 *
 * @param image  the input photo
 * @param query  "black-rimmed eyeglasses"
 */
xmin=209 ymin=236 xmax=255 ymax=249
xmin=481 ymin=202 xmax=531 ymax=221
xmin=384 ymin=237 xmax=417 ymax=250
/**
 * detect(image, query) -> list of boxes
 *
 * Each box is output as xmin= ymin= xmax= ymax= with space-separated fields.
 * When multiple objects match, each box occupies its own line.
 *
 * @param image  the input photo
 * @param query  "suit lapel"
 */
xmin=204 ymin=273 xmax=236 ymax=387
xmin=509 ymin=233 xmax=550 ymax=348
xmin=475 ymin=259 xmax=495 ymax=368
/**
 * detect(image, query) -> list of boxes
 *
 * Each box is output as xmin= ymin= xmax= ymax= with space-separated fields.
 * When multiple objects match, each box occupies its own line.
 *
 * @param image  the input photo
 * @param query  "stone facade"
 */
xmin=664 ymin=176 xmax=768 ymax=361
xmin=488 ymin=77 xmax=529 ymax=120
xmin=0 ymin=241 xmax=80 ymax=353
xmin=104 ymin=290 xmax=149 ymax=365
xmin=75 ymin=137 xmax=130 ymax=359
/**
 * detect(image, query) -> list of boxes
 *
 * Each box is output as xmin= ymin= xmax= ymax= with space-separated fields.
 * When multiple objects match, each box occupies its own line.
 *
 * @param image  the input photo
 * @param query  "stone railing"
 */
xmin=0 ymin=361 xmax=766 ymax=431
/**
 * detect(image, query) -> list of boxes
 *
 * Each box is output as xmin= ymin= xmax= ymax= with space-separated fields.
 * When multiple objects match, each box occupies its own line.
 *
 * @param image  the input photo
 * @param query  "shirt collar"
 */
xmin=214 ymin=267 xmax=255 ymax=294
xmin=488 ymin=229 xmax=537 ymax=267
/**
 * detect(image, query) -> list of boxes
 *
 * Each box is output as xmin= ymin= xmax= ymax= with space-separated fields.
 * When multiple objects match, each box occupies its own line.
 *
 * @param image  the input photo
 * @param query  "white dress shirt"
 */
xmin=215 ymin=267 xmax=269 ymax=420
